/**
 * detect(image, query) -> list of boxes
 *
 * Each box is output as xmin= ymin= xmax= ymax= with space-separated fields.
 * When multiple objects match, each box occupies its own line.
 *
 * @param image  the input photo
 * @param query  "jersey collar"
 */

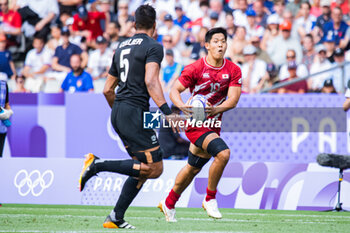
xmin=203 ymin=57 xmax=226 ymax=70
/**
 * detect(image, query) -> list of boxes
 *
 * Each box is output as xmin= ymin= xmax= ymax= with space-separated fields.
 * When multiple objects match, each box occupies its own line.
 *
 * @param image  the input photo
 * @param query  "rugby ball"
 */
xmin=189 ymin=94 xmax=207 ymax=122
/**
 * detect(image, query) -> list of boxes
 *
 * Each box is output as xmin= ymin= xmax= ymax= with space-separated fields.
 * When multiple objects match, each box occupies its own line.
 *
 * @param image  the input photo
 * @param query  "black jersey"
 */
xmin=108 ymin=33 xmax=164 ymax=109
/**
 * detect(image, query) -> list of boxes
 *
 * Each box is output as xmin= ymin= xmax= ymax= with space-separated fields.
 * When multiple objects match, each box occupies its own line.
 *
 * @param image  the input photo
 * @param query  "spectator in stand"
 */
xmin=72 ymin=4 xmax=106 ymax=44
xmin=321 ymin=79 xmax=337 ymax=93
xmin=250 ymin=36 xmax=272 ymax=64
xmin=282 ymin=10 xmax=298 ymax=40
xmin=160 ymin=49 xmax=184 ymax=93
xmin=104 ymin=21 xmax=121 ymax=52
xmin=233 ymin=0 xmax=248 ymax=27
xmin=16 ymin=0 xmax=59 ymax=38
xmin=207 ymin=0 xmax=226 ymax=27
xmin=253 ymin=0 xmax=268 ymax=28
xmin=323 ymin=33 xmax=336 ymax=62
xmin=0 ymin=34 xmax=16 ymax=80
xmin=46 ymin=24 xmax=62 ymax=56
xmin=322 ymin=7 xmax=348 ymax=46
xmin=310 ymin=0 xmax=322 ymax=17
xmin=161 ymin=34 xmax=181 ymax=67
xmin=173 ymin=3 xmax=191 ymax=29
xmin=267 ymin=21 xmax=303 ymax=67
xmin=22 ymin=34 xmax=52 ymax=93
xmin=0 ymin=0 xmax=22 ymax=47
xmin=279 ymin=49 xmax=308 ymax=81
xmin=87 ymin=36 xmax=113 ymax=81
xmin=158 ymin=14 xmax=183 ymax=51
xmin=117 ymin=0 xmax=135 ymax=39
xmin=228 ymin=26 xmax=248 ymax=64
xmin=245 ymin=9 xmax=264 ymax=40
xmin=50 ymin=27 xmax=88 ymax=83
xmin=241 ymin=45 xmax=267 ymax=93
xmin=267 ymin=0 xmax=285 ymax=24
xmin=278 ymin=61 xmax=308 ymax=94
xmin=61 ymin=54 xmax=93 ymax=93
xmin=13 ymin=75 xmax=30 ymax=93
xmin=203 ymin=11 xmax=221 ymax=29
xmin=295 ymin=2 xmax=317 ymax=40
xmin=332 ymin=48 xmax=350 ymax=93
xmin=189 ymin=26 xmax=208 ymax=62
xmin=261 ymin=14 xmax=280 ymax=51
xmin=98 ymin=0 xmax=115 ymax=32
xmin=301 ymin=34 xmax=316 ymax=72
xmin=263 ymin=63 xmax=280 ymax=93
xmin=0 ymin=73 xmax=13 ymax=157
xmin=225 ymin=13 xmax=235 ymax=39
xmin=309 ymin=44 xmax=333 ymax=92
xmin=312 ymin=0 xmax=332 ymax=44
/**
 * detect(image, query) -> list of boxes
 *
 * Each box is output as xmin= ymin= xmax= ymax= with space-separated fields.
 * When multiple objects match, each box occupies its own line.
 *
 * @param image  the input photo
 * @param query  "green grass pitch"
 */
xmin=1 ymin=204 xmax=350 ymax=232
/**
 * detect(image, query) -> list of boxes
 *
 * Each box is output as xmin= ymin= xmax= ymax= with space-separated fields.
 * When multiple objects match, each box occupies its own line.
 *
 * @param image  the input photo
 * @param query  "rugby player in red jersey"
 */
xmin=158 ymin=27 xmax=242 ymax=221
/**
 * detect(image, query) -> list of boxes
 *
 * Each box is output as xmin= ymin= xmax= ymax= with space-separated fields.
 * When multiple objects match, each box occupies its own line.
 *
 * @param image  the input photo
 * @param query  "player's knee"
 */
xmin=148 ymin=161 xmax=163 ymax=179
xmin=187 ymin=151 xmax=210 ymax=169
xmin=216 ymin=149 xmax=230 ymax=164
xmin=186 ymin=164 xmax=201 ymax=176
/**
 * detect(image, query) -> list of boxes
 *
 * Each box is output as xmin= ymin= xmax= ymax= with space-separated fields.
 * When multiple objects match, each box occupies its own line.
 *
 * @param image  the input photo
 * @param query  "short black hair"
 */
xmin=33 ymin=33 xmax=46 ymax=43
xmin=135 ymin=4 xmax=156 ymax=30
xmin=205 ymin=27 xmax=227 ymax=43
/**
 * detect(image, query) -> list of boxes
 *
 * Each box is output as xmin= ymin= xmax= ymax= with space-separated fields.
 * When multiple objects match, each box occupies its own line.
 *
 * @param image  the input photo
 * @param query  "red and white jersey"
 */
xmin=178 ymin=57 xmax=242 ymax=119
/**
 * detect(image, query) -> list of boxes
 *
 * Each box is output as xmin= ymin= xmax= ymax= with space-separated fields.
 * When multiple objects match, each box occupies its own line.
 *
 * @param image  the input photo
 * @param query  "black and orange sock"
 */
xmin=95 ymin=159 xmax=141 ymax=177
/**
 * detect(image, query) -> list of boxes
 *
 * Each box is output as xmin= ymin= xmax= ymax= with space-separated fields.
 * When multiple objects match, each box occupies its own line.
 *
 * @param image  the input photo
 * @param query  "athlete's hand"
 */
xmin=180 ymin=97 xmax=193 ymax=116
xmin=205 ymin=102 xmax=217 ymax=116
xmin=165 ymin=113 xmax=186 ymax=133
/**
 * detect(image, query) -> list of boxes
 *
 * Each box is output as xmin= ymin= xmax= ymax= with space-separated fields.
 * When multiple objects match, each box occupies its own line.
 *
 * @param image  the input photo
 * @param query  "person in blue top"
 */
xmin=173 ymin=4 xmax=191 ymax=29
xmin=161 ymin=49 xmax=184 ymax=93
xmin=0 ymin=34 xmax=16 ymax=80
xmin=322 ymin=7 xmax=348 ymax=45
xmin=61 ymin=54 xmax=94 ymax=93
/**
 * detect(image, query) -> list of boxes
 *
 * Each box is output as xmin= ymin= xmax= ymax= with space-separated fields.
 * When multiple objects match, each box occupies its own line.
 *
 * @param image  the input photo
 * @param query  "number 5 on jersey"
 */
xmin=120 ymin=48 xmax=131 ymax=82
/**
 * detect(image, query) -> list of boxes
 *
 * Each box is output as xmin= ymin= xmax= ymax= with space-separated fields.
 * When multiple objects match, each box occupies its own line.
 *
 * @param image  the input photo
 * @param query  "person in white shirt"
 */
xmin=309 ymin=44 xmax=333 ymax=91
xmin=267 ymin=20 xmax=303 ymax=67
xmin=295 ymin=2 xmax=316 ymax=40
xmin=279 ymin=49 xmax=308 ymax=81
xmin=233 ymin=0 xmax=248 ymax=27
xmin=87 ymin=36 xmax=113 ymax=80
xmin=241 ymin=45 xmax=267 ymax=93
xmin=245 ymin=9 xmax=265 ymax=40
xmin=332 ymin=48 xmax=350 ymax=93
xmin=157 ymin=14 xmax=183 ymax=51
xmin=22 ymin=34 xmax=52 ymax=92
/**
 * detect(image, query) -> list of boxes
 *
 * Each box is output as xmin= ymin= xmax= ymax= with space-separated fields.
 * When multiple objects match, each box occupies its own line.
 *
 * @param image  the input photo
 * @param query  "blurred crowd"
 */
xmin=0 ymin=0 xmax=349 ymax=94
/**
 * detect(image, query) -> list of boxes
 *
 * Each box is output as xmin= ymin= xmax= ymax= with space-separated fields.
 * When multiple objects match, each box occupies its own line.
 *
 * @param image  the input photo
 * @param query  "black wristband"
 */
xmin=160 ymin=103 xmax=172 ymax=115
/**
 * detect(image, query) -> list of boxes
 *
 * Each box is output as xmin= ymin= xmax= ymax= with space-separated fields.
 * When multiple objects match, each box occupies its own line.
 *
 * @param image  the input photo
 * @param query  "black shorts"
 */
xmin=111 ymin=101 xmax=162 ymax=163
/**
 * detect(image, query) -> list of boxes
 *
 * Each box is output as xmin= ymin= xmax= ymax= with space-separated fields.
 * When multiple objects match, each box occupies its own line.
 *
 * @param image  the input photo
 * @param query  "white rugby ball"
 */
xmin=190 ymin=94 xmax=207 ymax=122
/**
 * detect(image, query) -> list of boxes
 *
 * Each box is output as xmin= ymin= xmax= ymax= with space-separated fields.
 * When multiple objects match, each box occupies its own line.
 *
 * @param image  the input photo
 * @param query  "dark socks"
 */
xmin=95 ymin=159 xmax=141 ymax=177
xmin=113 ymin=177 xmax=142 ymax=220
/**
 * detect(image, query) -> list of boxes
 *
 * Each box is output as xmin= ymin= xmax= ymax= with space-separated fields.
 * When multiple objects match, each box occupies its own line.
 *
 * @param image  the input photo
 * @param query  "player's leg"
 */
xmin=159 ymin=133 xmax=213 ymax=222
xmin=200 ymin=133 xmax=230 ymax=219
xmin=103 ymin=146 xmax=164 ymax=229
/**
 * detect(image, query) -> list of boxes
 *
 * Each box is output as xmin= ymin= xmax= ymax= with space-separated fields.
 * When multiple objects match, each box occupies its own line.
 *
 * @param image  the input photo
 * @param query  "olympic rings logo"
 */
xmin=14 ymin=169 xmax=54 ymax=197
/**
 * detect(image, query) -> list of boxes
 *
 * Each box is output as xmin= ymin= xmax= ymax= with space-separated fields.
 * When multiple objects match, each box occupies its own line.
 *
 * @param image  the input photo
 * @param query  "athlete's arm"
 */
xmin=206 ymin=86 xmax=241 ymax=116
xmin=103 ymin=74 xmax=119 ymax=108
xmin=170 ymin=80 xmax=192 ymax=115
xmin=145 ymin=62 xmax=167 ymax=107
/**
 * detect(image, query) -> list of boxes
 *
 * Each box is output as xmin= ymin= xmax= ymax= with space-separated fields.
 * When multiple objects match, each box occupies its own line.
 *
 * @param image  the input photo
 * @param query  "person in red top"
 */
xmin=72 ymin=5 xmax=105 ymax=42
xmin=0 ymin=0 xmax=22 ymax=46
xmin=158 ymin=27 xmax=242 ymax=221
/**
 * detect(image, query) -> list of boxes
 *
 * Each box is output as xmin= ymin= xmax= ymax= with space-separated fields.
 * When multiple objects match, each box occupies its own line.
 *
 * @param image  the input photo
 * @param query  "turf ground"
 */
xmin=0 ymin=204 xmax=350 ymax=233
